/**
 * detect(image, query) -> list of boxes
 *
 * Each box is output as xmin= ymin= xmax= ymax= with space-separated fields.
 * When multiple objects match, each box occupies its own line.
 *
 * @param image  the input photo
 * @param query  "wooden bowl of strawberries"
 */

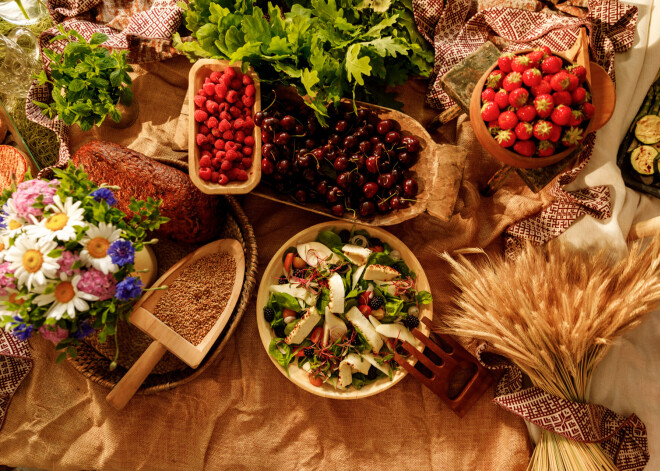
xmin=469 ymin=39 xmax=615 ymax=169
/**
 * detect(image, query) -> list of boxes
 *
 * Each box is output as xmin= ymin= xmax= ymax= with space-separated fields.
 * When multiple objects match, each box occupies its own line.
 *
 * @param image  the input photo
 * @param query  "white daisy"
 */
xmin=1 ymin=199 xmax=27 ymax=237
xmin=0 ymin=234 xmax=10 ymax=262
xmin=27 ymin=195 xmax=86 ymax=242
xmin=5 ymin=235 xmax=59 ymax=291
xmin=34 ymin=274 xmax=98 ymax=320
xmin=79 ymin=222 xmax=121 ymax=275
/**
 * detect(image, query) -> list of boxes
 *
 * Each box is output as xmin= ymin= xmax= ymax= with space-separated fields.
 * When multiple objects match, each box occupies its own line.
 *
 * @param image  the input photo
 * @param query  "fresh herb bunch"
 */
xmin=33 ymin=25 xmax=134 ymax=131
xmin=174 ymin=0 xmax=434 ymax=124
xmin=0 ymin=163 xmax=169 ymax=366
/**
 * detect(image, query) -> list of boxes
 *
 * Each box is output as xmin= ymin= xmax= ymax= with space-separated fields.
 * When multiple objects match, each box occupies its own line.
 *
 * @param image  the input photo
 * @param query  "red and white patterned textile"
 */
xmin=0 ymin=332 xmax=32 ymax=430
xmin=411 ymin=0 xmax=637 ymax=256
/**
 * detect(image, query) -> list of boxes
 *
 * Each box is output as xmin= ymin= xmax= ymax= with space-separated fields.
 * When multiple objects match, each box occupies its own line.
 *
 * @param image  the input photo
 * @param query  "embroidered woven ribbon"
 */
xmin=476 ymin=346 xmax=650 ymax=471
xmin=411 ymin=0 xmax=637 ymax=256
xmin=25 ymin=0 xmax=184 ymax=171
xmin=0 ymin=331 xmax=32 ymax=431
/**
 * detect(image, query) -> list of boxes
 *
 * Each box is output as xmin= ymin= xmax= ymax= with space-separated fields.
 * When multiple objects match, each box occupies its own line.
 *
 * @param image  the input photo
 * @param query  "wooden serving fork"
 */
xmin=393 ymin=317 xmax=494 ymax=417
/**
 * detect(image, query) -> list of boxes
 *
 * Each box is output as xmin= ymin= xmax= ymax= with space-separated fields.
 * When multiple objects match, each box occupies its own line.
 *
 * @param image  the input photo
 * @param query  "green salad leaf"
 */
xmin=317 ymin=230 xmax=343 ymax=251
xmin=270 ymin=292 xmax=301 ymax=312
xmin=416 ymin=291 xmax=433 ymax=305
xmin=268 ymin=338 xmax=296 ymax=374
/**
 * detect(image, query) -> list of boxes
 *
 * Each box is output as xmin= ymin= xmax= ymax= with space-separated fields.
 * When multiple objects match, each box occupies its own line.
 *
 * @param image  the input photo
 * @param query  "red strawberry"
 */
xmin=514 ymin=140 xmax=536 ymax=157
xmin=481 ymin=102 xmax=500 ymax=122
xmin=530 ymin=81 xmax=552 ymax=97
xmin=537 ymin=140 xmax=555 ymax=157
xmin=498 ymin=53 xmax=515 ymax=73
xmin=542 ymin=74 xmax=554 ymax=84
xmin=503 ymin=72 xmax=523 ymax=91
xmin=534 ymin=94 xmax=555 ymax=118
xmin=522 ymin=68 xmax=542 ymax=87
xmin=194 ymin=95 xmax=207 ymax=108
xmin=549 ymin=123 xmax=562 ymax=142
xmin=498 ymin=110 xmax=519 ymax=130
xmin=509 ymin=88 xmax=529 ymax=108
xmin=539 ymin=46 xmax=552 ymax=57
xmin=487 ymin=70 xmax=504 ymax=89
xmin=552 ymin=91 xmax=572 ymax=107
xmin=482 ymin=87 xmax=497 ymax=102
xmin=517 ymin=105 xmax=537 ymax=122
xmin=515 ymin=122 xmax=533 ymax=140
xmin=495 ymin=129 xmax=516 ymax=148
xmin=512 ymin=55 xmax=532 ymax=73
xmin=541 ymin=55 xmax=563 ymax=74
xmin=488 ymin=121 xmax=501 ymax=136
xmin=571 ymin=87 xmax=588 ymax=105
xmin=527 ymin=49 xmax=545 ymax=67
xmin=551 ymin=104 xmax=572 ymax=126
xmin=533 ymin=120 xmax=554 ymax=140
xmin=494 ymin=89 xmax=510 ymax=109
xmin=567 ymin=64 xmax=587 ymax=83
xmin=566 ymin=73 xmax=579 ymax=91
xmin=582 ymin=102 xmax=595 ymax=119
xmin=550 ymin=71 xmax=571 ymax=91
xmin=561 ymin=127 xmax=585 ymax=147
xmin=568 ymin=109 xmax=584 ymax=127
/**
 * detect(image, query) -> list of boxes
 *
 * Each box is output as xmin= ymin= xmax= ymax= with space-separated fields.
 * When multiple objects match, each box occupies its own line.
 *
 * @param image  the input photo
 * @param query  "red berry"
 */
xmin=571 ymin=87 xmax=588 ymax=105
xmin=244 ymin=136 xmax=255 ymax=147
xmin=242 ymin=95 xmax=255 ymax=108
xmin=537 ymin=140 xmax=555 ymax=157
xmin=516 ymin=105 xmax=537 ymax=122
xmin=582 ymin=102 xmax=595 ymax=119
xmin=549 ymin=123 xmax=562 ymax=142
xmin=209 ymin=71 xmax=222 ymax=83
xmin=224 ymin=67 xmax=237 ymax=79
xmin=522 ymin=68 xmax=542 ymax=87
xmin=242 ymin=157 xmax=253 ymax=168
xmin=203 ymin=82 xmax=215 ymax=95
xmin=245 ymin=84 xmax=256 ymax=97
xmin=194 ymin=110 xmax=208 ymax=122
xmin=527 ymin=49 xmax=545 ymax=66
xmin=533 ymin=120 xmax=554 ymax=140
xmin=497 ymin=110 xmax=519 ymax=130
xmin=218 ymin=174 xmax=229 ymax=185
xmin=561 ymin=126 xmax=585 ymax=147
xmin=199 ymin=167 xmax=212 ymax=181
xmin=219 ymin=119 xmax=232 ymax=132
xmin=487 ymin=70 xmax=504 ymax=89
xmin=221 ymin=159 xmax=232 ymax=171
xmin=226 ymin=90 xmax=238 ymax=103
xmin=566 ymin=73 xmax=579 ymax=91
xmin=512 ymin=55 xmax=532 ymax=73
xmin=199 ymin=125 xmax=210 ymax=135
xmin=199 ymin=155 xmax=212 ymax=168
xmin=567 ymin=64 xmax=587 ymax=83
xmin=242 ymin=74 xmax=253 ymax=85
xmin=194 ymin=95 xmax=206 ymax=108
xmin=215 ymin=82 xmax=228 ymax=98
xmin=514 ymin=122 xmax=533 ymax=140
xmin=481 ymin=102 xmax=500 ymax=122
xmin=508 ymin=88 xmax=529 ymax=108
xmin=230 ymin=78 xmax=242 ymax=90
xmin=503 ymin=72 xmax=523 ymax=91
xmin=488 ymin=121 xmax=501 ymax=136
xmin=513 ymin=139 xmax=536 ymax=157
xmin=550 ymin=71 xmax=571 ymax=92
xmin=233 ymin=118 xmax=245 ymax=130
xmin=534 ymin=94 xmax=555 ymax=118
xmin=495 ymin=129 xmax=516 ymax=148
xmin=494 ymin=89 xmax=509 ymax=109
xmin=222 ymin=130 xmax=234 ymax=140
xmin=242 ymin=146 xmax=253 ymax=156
xmin=206 ymin=116 xmax=219 ymax=129
xmin=530 ymin=81 xmax=552 ymax=97
xmin=497 ymin=53 xmax=515 ymax=73
xmin=541 ymin=55 xmax=563 ymax=74
xmin=229 ymin=106 xmax=242 ymax=119
xmin=211 ymin=157 xmax=221 ymax=169
xmin=195 ymin=133 xmax=207 ymax=146
xmin=482 ymin=87 xmax=496 ymax=102
xmin=551 ymin=104 xmax=571 ymax=126
xmin=552 ymin=91 xmax=572 ymax=107
xmin=568 ymin=109 xmax=584 ymax=127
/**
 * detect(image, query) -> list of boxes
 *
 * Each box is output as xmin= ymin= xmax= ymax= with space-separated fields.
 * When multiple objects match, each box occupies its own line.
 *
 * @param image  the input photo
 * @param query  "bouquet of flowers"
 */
xmin=0 ymin=164 xmax=168 ymax=365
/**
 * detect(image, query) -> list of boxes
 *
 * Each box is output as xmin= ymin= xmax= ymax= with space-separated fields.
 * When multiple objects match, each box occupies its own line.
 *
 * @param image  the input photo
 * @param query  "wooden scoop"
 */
xmin=106 ymin=239 xmax=245 ymax=410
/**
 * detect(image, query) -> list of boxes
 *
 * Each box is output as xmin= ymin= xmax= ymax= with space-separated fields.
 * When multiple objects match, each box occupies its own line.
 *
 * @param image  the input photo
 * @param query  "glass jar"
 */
xmin=0 ymin=0 xmax=48 ymax=26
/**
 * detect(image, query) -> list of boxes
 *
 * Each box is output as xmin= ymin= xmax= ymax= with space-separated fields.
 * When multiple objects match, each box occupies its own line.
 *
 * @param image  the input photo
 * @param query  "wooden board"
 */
xmin=188 ymin=59 xmax=262 ymax=195
xmin=255 ymin=222 xmax=433 ymax=399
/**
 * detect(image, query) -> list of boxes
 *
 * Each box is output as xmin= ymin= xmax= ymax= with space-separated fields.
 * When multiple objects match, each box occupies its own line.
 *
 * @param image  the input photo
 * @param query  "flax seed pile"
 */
xmin=152 ymin=252 xmax=237 ymax=346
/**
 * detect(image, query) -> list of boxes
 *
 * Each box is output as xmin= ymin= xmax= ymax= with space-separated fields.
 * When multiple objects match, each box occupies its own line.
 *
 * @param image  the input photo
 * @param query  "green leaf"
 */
xmin=89 ymin=33 xmax=108 ymax=45
xmin=362 ymin=37 xmax=409 ymax=57
xmin=242 ymin=7 xmax=271 ymax=44
xmin=346 ymin=44 xmax=371 ymax=86
xmin=267 ymin=36 xmax=292 ymax=55
xmin=317 ymin=230 xmax=343 ymax=251
xmin=416 ymin=291 xmax=433 ymax=305
xmin=270 ymin=292 xmax=301 ymax=312
xmin=284 ymin=318 xmax=300 ymax=336
xmin=224 ymin=26 xmax=244 ymax=53
xmin=363 ymin=14 xmax=399 ymax=38
xmin=316 ymin=287 xmax=330 ymax=314
xmin=268 ymin=338 xmax=295 ymax=374
xmin=47 ymin=249 xmax=63 ymax=259
xmin=301 ymin=68 xmax=320 ymax=99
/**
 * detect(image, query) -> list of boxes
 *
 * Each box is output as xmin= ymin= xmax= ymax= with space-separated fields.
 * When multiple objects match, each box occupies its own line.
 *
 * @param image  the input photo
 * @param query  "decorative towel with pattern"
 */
xmin=0 ymin=332 xmax=32 ymax=431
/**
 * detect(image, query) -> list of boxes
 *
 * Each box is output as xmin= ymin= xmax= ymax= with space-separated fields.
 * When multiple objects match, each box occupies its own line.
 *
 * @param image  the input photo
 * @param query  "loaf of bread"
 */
xmin=72 ymin=141 xmax=223 ymax=243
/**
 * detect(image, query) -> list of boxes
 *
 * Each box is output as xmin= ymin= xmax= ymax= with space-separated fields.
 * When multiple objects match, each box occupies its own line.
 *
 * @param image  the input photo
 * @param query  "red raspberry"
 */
xmin=537 ymin=140 xmax=555 ymax=157
xmin=244 ymin=136 xmax=255 ymax=147
xmin=231 ymin=78 xmax=242 ymax=90
xmin=533 ymin=120 xmax=554 ymax=140
xmin=552 ymin=91 xmax=572 ymax=107
xmin=224 ymin=67 xmax=237 ymax=79
xmin=195 ymin=133 xmax=207 ymax=146
xmin=211 ymin=157 xmax=222 ymax=169
xmin=236 ymin=169 xmax=249 ymax=181
xmin=550 ymin=71 xmax=571 ymax=92
xmin=571 ymin=87 xmax=588 ymax=105
xmin=215 ymin=82 xmax=228 ymax=98
xmin=226 ymin=90 xmax=238 ymax=103
xmin=568 ymin=109 xmax=584 ymax=127
xmin=242 ymin=74 xmax=253 ymax=85
xmin=229 ymin=106 xmax=242 ymax=118
xmin=508 ymin=88 xmax=529 ymax=108
xmin=234 ymin=130 xmax=245 ymax=143
xmin=221 ymin=160 xmax=232 ymax=171
xmin=214 ymin=150 xmax=225 ymax=160
xmin=199 ymin=125 xmax=210 ymax=135
xmin=498 ymin=110 xmax=519 ymax=130
xmin=218 ymin=174 xmax=229 ymax=185
xmin=534 ymin=94 xmax=554 ymax=118
xmin=199 ymin=155 xmax=212 ymax=168
xmin=200 ymin=150 xmax=213 ymax=159
xmin=211 ymin=171 xmax=220 ymax=183
xmin=209 ymin=71 xmax=222 ymax=83
xmin=225 ymin=141 xmax=238 ymax=151
xmin=551 ymin=104 xmax=571 ymax=126
xmin=582 ymin=102 xmax=595 ymax=119
xmin=561 ymin=126 xmax=584 ymax=147
xmin=494 ymin=90 xmax=509 ymax=109
xmin=482 ymin=87 xmax=496 ymax=102
xmin=207 ymin=116 xmax=219 ymax=129
xmin=481 ymin=102 xmax=500 ymax=122
xmin=516 ymin=105 xmax=536 ymax=122
xmin=222 ymin=130 xmax=234 ymax=140
xmin=214 ymin=139 xmax=225 ymax=150
xmin=514 ymin=122 xmax=533 ymax=140
xmin=220 ymin=111 xmax=232 ymax=121
xmin=244 ymin=84 xmax=256 ymax=97
xmin=211 ymin=127 xmax=222 ymax=138
xmin=243 ymin=117 xmax=255 ymax=130
xmin=242 ymin=146 xmax=253 ymax=156
xmin=522 ymin=68 xmax=542 ymax=87
xmin=194 ymin=95 xmax=206 ymax=108
xmin=242 ymin=95 xmax=255 ymax=108
xmin=495 ymin=129 xmax=516 ymax=148
xmin=203 ymin=82 xmax=215 ymax=95
xmin=198 ymin=89 xmax=208 ymax=98
xmin=511 ymin=55 xmax=532 ymax=73
xmin=219 ymin=119 xmax=232 ymax=132
xmin=242 ymin=157 xmax=253 ymax=167
xmin=221 ymin=74 xmax=232 ymax=87
xmin=487 ymin=70 xmax=504 ymax=89
xmin=194 ymin=110 xmax=208 ymax=122
xmin=541 ymin=55 xmax=563 ymax=74
xmin=530 ymin=81 xmax=552 ymax=97
xmin=226 ymin=149 xmax=240 ymax=161
xmin=199 ymin=167 xmax=212 ymax=181
xmin=503 ymin=72 xmax=523 ymax=92
xmin=513 ymin=139 xmax=536 ymax=157
xmin=498 ymin=53 xmax=515 ymax=73
xmin=205 ymin=100 xmax=219 ymax=115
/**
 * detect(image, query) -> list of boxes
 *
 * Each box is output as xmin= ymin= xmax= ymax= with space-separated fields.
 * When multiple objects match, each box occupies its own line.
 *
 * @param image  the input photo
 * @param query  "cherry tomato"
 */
xmin=358 ymin=305 xmax=371 ymax=317
xmin=358 ymin=291 xmax=372 ymax=306
xmin=284 ymin=252 xmax=295 ymax=272
xmin=310 ymin=327 xmax=323 ymax=344
xmin=309 ymin=374 xmax=323 ymax=387
xmin=282 ymin=308 xmax=297 ymax=319
xmin=294 ymin=347 xmax=307 ymax=357
xmin=371 ymin=245 xmax=384 ymax=253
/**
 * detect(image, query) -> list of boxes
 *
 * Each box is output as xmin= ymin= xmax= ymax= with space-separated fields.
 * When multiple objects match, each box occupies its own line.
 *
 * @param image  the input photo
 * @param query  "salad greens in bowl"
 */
xmin=256 ymin=222 xmax=433 ymax=399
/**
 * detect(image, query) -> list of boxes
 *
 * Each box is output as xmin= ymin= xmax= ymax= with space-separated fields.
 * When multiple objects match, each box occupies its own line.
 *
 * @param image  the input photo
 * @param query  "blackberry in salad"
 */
xmin=265 ymin=228 xmax=432 ymax=391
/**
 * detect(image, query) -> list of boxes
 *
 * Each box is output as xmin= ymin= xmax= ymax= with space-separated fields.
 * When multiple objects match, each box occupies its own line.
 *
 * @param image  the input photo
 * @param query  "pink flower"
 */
xmin=0 ymin=262 xmax=16 ymax=296
xmin=77 ymin=268 xmax=116 ymax=301
xmin=39 ymin=325 xmax=69 ymax=345
xmin=12 ymin=179 xmax=59 ymax=219
xmin=58 ymin=250 xmax=80 ymax=277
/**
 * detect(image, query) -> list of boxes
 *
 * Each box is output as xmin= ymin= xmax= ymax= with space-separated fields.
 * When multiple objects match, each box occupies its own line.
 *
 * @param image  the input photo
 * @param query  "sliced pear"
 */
xmin=376 ymin=322 xmax=418 ymax=346
xmin=285 ymin=306 xmax=322 ymax=345
xmin=364 ymin=264 xmax=399 ymax=281
xmin=346 ymin=307 xmax=383 ymax=353
xmin=352 ymin=264 xmax=366 ymax=290
xmin=337 ymin=362 xmax=353 ymax=389
xmin=361 ymin=353 xmax=390 ymax=375
xmin=270 ymin=283 xmax=317 ymax=306
xmin=328 ymin=272 xmax=345 ymax=313
xmin=297 ymin=242 xmax=341 ymax=267
xmin=343 ymin=353 xmax=371 ymax=375
xmin=323 ymin=307 xmax=347 ymax=346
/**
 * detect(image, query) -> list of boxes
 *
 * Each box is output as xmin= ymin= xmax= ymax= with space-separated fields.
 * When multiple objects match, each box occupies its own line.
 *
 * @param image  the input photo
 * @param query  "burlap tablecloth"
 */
xmin=0 ymin=54 xmax=548 ymax=470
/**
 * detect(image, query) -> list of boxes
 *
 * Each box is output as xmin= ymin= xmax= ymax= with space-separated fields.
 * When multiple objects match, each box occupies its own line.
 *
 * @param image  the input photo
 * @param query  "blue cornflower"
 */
xmin=108 ymin=239 xmax=135 ymax=266
xmin=0 ymin=204 xmax=8 ymax=230
xmin=115 ymin=276 xmax=143 ymax=301
xmin=9 ymin=315 xmax=34 ymax=341
xmin=90 ymin=188 xmax=117 ymax=206
xmin=72 ymin=319 xmax=95 ymax=339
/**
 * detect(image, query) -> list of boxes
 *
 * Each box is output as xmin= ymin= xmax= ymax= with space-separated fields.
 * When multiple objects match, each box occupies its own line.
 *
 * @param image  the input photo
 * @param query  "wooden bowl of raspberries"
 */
xmin=188 ymin=59 xmax=261 ymax=194
xmin=469 ymin=46 xmax=611 ymax=169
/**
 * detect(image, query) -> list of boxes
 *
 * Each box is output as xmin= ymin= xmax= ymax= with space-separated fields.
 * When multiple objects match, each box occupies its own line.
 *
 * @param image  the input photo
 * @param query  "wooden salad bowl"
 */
xmin=255 ymin=222 xmax=433 ymax=400
xmin=188 ymin=59 xmax=262 ymax=194
xmin=469 ymin=29 xmax=615 ymax=169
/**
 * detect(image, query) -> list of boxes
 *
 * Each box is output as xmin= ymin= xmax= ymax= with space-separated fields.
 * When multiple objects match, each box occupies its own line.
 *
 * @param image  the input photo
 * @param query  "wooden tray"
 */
xmin=256 ymin=221 xmax=433 ymax=399
xmin=188 ymin=59 xmax=262 ymax=194
xmin=253 ymin=99 xmax=467 ymax=225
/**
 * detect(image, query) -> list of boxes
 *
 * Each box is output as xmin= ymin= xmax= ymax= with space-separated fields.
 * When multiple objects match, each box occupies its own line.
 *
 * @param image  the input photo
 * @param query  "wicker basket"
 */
xmin=67 ymin=159 xmax=258 ymax=393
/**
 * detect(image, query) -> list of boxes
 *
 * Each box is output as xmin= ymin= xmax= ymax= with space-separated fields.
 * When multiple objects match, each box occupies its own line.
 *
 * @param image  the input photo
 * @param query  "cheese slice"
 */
xmin=270 ymin=283 xmax=317 ymax=306
xmin=327 ymin=272 xmax=345 ymax=314
xmin=342 ymin=353 xmax=371 ymax=375
xmin=337 ymin=362 xmax=353 ymax=389
xmin=342 ymin=244 xmax=372 ymax=266
xmin=376 ymin=323 xmax=418 ymax=346
xmin=364 ymin=264 xmax=399 ymax=281
xmin=323 ymin=307 xmax=347 ymax=346
xmin=297 ymin=242 xmax=341 ymax=267
xmin=285 ymin=306 xmax=322 ymax=345
xmin=346 ymin=307 xmax=383 ymax=353
xmin=361 ymin=353 xmax=390 ymax=375
xmin=352 ymin=264 xmax=366 ymax=290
